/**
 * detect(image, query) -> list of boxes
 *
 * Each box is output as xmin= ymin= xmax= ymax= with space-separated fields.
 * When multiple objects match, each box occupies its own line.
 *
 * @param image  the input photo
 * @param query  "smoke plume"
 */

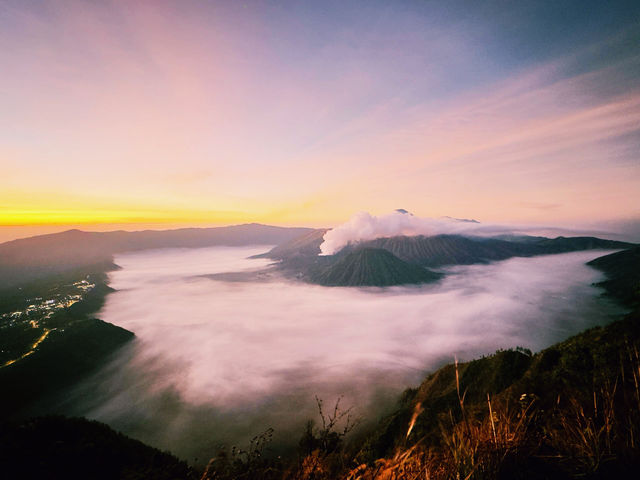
xmin=320 ymin=210 xmax=489 ymax=255
xmin=317 ymin=210 xmax=614 ymax=255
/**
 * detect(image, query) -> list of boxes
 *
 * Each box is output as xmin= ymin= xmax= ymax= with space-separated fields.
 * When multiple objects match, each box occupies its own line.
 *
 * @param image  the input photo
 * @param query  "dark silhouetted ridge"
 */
xmin=0 ymin=416 xmax=195 ymax=480
xmin=588 ymin=245 xmax=640 ymax=307
xmin=0 ymin=224 xmax=313 ymax=288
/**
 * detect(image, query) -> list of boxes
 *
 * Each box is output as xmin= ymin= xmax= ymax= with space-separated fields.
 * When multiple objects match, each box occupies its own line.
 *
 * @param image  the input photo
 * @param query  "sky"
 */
xmin=1 ymin=0 xmax=639 ymax=238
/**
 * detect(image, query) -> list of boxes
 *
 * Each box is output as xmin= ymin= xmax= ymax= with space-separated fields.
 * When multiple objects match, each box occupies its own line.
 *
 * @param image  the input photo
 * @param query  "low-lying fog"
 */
xmin=63 ymin=246 xmax=624 ymax=464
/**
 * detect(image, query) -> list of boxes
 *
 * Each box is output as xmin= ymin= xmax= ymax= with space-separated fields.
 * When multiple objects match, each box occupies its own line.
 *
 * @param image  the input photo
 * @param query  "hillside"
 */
xmin=310 ymin=248 xmax=442 ymax=287
xmin=588 ymin=246 xmax=640 ymax=307
xmin=256 ymin=228 xmax=328 ymax=259
xmin=0 ymin=416 xmax=196 ymax=480
xmin=348 ymin=307 xmax=640 ymax=479
xmin=0 ymin=224 xmax=313 ymax=288
xmin=0 ymin=267 xmax=134 ymax=420
xmin=357 ymin=234 xmax=633 ymax=268
xmin=262 ymin=230 xmax=634 ymax=287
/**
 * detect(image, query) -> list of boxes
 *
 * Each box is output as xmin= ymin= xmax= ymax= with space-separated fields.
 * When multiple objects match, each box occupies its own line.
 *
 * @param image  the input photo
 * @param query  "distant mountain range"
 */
xmin=0 ymin=224 xmax=635 ymax=290
xmin=262 ymin=230 xmax=635 ymax=287
xmin=0 ymin=224 xmax=312 ymax=289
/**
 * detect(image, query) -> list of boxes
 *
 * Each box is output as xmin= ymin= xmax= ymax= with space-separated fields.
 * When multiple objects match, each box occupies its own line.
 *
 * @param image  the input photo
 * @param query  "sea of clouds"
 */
xmin=60 ymin=245 xmax=624 ymax=463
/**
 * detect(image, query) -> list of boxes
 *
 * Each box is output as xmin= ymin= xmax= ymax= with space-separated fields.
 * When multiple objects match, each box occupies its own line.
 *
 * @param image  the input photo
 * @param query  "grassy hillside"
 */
xmin=350 ymin=309 xmax=640 ymax=478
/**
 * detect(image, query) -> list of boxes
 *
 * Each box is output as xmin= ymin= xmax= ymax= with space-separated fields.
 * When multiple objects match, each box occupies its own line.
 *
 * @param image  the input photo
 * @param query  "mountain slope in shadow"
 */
xmin=357 ymin=234 xmax=633 ymax=267
xmin=0 ymin=224 xmax=313 ymax=288
xmin=310 ymin=248 xmax=442 ymax=287
xmin=261 ymin=230 xmax=634 ymax=287
xmin=0 ymin=416 xmax=196 ymax=480
xmin=588 ymin=245 xmax=640 ymax=308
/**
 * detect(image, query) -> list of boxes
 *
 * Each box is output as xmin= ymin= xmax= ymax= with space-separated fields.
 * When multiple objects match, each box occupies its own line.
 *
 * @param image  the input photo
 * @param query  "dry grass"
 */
xmin=203 ymin=334 xmax=640 ymax=480
xmin=543 ymin=343 xmax=640 ymax=476
xmin=342 ymin=361 xmax=536 ymax=480
xmin=337 ymin=343 xmax=640 ymax=480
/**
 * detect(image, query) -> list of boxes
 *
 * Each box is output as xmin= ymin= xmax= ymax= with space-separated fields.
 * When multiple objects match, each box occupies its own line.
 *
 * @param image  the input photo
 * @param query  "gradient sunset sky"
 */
xmin=1 ymin=0 xmax=639 ymax=240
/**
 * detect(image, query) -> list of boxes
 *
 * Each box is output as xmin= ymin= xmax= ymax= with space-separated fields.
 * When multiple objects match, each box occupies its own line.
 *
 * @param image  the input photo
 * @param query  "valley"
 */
xmin=0 ymin=224 xmax=637 ymax=478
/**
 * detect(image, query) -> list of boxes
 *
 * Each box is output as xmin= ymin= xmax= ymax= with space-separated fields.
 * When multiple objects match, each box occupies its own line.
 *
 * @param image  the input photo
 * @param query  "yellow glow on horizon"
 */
xmin=0 ymin=204 xmax=349 ymax=227
xmin=0 ymin=208 xmax=253 ymax=226
xmin=0 ymin=188 xmax=355 ymax=228
xmin=0 ymin=1 xmax=638 ymax=236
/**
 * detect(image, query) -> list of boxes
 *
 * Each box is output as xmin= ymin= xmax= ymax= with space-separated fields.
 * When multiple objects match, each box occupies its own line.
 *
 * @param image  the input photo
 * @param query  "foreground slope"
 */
xmin=0 ymin=416 xmax=195 ymax=480
xmin=349 ymin=309 xmax=640 ymax=479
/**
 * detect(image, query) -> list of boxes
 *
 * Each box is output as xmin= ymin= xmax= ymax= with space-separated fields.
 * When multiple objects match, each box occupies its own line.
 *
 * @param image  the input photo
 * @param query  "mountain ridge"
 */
xmin=0 ymin=224 xmax=314 ymax=289
xmin=310 ymin=248 xmax=442 ymax=287
xmin=587 ymin=245 xmax=640 ymax=308
xmin=354 ymin=234 xmax=633 ymax=267
xmin=262 ymin=230 xmax=635 ymax=287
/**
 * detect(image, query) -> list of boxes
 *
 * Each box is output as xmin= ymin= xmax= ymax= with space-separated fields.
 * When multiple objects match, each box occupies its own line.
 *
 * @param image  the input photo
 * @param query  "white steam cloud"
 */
xmin=318 ymin=210 xmax=607 ymax=255
xmin=320 ymin=210 xmax=490 ymax=255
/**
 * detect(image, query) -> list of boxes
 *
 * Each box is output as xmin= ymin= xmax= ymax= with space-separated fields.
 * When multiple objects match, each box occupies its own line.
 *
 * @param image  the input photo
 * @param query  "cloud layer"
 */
xmin=57 ymin=245 xmax=623 ymax=462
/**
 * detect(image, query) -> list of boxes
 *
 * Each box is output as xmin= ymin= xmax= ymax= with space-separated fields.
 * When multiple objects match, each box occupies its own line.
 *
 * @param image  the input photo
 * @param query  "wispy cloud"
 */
xmin=0 ymin=1 xmax=638 ymax=226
